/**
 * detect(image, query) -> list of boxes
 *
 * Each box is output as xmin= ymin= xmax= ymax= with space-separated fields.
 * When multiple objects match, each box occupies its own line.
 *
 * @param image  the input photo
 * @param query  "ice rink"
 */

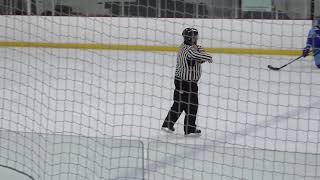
xmin=0 ymin=47 xmax=320 ymax=180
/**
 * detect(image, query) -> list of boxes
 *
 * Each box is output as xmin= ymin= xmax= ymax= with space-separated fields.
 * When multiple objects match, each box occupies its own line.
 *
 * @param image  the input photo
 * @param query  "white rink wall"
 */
xmin=0 ymin=16 xmax=312 ymax=49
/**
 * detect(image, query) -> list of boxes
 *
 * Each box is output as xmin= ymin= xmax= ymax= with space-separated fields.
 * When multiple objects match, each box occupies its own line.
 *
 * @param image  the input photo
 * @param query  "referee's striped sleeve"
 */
xmin=187 ymin=47 xmax=212 ymax=62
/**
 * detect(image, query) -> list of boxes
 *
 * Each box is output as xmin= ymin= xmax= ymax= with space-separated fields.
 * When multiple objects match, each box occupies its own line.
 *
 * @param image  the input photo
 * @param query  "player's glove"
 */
xmin=302 ymin=47 xmax=310 ymax=57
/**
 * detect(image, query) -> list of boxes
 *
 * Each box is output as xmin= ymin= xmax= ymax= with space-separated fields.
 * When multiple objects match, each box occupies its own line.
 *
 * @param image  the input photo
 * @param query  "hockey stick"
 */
xmin=268 ymin=50 xmax=320 ymax=71
xmin=267 ymin=55 xmax=303 ymax=71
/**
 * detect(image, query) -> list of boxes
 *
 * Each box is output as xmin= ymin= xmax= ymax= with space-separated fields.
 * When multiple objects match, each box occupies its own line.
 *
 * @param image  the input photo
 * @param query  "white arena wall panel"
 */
xmin=0 ymin=16 xmax=312 ymax=50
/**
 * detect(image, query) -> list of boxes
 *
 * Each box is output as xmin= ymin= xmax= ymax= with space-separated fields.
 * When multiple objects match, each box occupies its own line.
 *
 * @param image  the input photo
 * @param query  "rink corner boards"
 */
xmin=0 ymin=41 xmax=301 ymax=56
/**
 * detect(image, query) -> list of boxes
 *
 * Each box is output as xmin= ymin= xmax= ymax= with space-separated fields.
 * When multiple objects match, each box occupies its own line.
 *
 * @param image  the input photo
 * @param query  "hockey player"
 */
xmin=302 ymin=18 xmax=320 ymax=68
xmin=161 ymin=28 xmax=213 ymax=136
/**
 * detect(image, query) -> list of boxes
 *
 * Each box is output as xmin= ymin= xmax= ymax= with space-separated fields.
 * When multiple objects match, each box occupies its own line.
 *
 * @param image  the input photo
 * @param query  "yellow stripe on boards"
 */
xmin=0 ymin=41 xmax=301 ymax=56
xmin=205 ymin=48 xmax=300 ymax=56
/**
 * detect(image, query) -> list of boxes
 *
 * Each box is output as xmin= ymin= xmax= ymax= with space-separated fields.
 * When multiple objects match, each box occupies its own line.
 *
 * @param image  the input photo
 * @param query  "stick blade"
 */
xmin=268 ymin=65 xmax=281 ymax=71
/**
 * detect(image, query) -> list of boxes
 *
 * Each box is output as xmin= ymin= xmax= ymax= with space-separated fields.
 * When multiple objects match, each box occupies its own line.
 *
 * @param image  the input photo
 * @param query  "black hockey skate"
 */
xmin=161 ymin=126 xmax=175 ymax=133
xmin=185 ymin=129 xmax=201 ymax=137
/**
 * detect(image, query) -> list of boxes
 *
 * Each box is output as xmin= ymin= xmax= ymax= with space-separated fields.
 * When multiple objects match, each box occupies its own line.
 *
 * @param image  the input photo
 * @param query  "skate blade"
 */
xmin=184 ymin=133 xmax=201 ymax=137
xmin=161 ymin=127 xmax=174 ymax=133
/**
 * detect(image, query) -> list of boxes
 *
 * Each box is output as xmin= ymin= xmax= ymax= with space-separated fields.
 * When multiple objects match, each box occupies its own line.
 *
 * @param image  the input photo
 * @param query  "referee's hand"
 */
xmin=195 ymin=45 xmax=204 ymax=53
xmin=198 ymin=46 xmax=205 ymax=53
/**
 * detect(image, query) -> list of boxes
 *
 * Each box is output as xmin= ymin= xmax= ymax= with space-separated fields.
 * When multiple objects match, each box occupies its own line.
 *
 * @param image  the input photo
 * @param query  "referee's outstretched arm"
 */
xmin=187 ymin=47 xmax=212 ymax=63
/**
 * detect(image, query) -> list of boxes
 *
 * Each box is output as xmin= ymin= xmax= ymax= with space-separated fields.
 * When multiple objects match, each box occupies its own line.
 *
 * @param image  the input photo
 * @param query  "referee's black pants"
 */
xmin=162 ymin=77 xmax=199 ymax=134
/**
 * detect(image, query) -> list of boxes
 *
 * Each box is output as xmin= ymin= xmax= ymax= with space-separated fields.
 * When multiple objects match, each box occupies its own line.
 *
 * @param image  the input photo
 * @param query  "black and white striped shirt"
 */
xmin=175 ymin=44 xmax=212 ymax=81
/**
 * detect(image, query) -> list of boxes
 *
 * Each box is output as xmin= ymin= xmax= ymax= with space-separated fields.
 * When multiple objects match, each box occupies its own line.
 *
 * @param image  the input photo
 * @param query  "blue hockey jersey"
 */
xmin=306 ymin=26 xmax=320 ymax=52
xmin=306 ymin=25 xmax=320 ymax=67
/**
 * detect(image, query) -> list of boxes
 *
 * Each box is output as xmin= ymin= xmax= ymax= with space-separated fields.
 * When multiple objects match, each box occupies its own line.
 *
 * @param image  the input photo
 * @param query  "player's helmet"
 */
xmin=182 ymin=28 xmax=198 ymax=45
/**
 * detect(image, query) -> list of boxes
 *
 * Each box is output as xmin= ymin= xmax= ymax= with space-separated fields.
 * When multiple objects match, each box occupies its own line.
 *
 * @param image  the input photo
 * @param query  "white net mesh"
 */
xmin=0 ymin=1 xmax=320 ymax=180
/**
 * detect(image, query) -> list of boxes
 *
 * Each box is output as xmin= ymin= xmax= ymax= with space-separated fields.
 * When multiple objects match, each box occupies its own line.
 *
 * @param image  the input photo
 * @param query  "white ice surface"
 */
xmin=0 ymin=48 xmax=320 ymax=180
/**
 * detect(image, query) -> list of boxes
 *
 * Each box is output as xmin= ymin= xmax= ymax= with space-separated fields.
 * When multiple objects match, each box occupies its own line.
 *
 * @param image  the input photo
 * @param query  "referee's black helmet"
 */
xmin=182 ymin=28 xmax=198 ymax=45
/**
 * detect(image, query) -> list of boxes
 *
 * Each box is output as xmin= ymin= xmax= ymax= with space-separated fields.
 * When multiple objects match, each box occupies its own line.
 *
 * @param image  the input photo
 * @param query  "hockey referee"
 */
xmin=161 ymin=28 xmax=213 ymax=136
